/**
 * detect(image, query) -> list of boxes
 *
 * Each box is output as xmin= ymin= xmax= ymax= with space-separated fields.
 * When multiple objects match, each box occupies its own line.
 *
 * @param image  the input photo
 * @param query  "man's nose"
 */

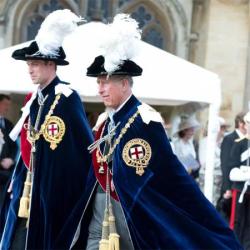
xmin=28 ymin=67 xmax=32 ymax=74
xmin=98 ymin=83 xmax=104 ymax=94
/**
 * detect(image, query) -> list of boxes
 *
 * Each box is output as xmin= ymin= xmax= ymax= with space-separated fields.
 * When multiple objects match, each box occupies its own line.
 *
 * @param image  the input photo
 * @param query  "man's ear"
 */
xmin=48 ymin=61 xmax=57 ymax=70
xmin=121 ymin=78 xmax=129 ymax=89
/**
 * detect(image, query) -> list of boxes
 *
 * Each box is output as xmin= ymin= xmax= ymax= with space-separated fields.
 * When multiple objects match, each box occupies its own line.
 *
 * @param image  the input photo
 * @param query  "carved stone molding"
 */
xmin=218 ymin=0 xmax=248 ymax=4
xmin=7 ymin=0 xmax=79 ymax=44
xmin=157 ymin=0 xmax=190 ymax=58
xmin=0 ymin=0 xmax=16 ymax=26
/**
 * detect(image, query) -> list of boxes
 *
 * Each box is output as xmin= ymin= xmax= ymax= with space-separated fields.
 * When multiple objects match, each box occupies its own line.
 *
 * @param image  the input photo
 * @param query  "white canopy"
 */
xmin=0 ymin=22 xmax=221 ymax=202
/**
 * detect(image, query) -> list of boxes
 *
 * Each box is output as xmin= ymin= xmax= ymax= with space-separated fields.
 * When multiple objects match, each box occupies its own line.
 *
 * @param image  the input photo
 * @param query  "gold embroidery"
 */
xmin=122 ymin=138 xmax=152 ymax=176
xmin=27 ymin=94 xmax=65 ymax=149
xmin=97 ymin=110 xmax=140 ymax=164
xmin=43 ymin=116 xmax=65 ymax=150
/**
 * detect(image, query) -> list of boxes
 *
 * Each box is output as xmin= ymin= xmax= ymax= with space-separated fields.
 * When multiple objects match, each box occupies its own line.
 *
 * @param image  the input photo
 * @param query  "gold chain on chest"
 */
xmin=27 ymin=93 xmax=62 ymax=144
xmin=97 ymin=110 xmax=140 ymax=163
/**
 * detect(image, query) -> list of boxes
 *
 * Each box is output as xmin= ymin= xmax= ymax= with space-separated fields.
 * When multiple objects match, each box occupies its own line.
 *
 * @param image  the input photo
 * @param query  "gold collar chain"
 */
xmin=97 ymin=110 xmax=140 ymax=164
xmin=27 ymin=94 xmax=62 ymax=144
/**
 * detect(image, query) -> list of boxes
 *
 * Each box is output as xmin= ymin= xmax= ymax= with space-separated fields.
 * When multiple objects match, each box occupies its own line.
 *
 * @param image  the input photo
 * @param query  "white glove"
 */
xmin=0 ymin=129 xmax=5 ymax=145
xmin=230 ymin=166 xmax=250 ymax=182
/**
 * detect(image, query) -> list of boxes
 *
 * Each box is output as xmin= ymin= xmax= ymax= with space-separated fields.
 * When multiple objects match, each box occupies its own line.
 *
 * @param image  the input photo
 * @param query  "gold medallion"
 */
xmin=43 ymin=116 xmax=65 ymax=150
xmin=122 ymin=138 xmax=152 ymax=176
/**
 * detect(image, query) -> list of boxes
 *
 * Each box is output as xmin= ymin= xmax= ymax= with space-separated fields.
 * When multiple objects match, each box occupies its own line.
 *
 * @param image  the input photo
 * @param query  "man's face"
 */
xmin=240 ymin=121 xmax=247 ymax=135
xmin=27 ymin=60 xmax=52 ymax=86
xmin=97 ymin=75 xmax=127 ymax=109
xmin=243 ymin=122 xmax=250 ymax=135
xmin=0 ymin=98 xmax=11 ymax=116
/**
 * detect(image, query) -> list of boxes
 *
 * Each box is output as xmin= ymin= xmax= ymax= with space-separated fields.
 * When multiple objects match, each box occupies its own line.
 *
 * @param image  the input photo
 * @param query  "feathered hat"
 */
xmin=173 ymin=114 xmax=200 ymax=137
xmin=87 ymin=13 xmax=142 ymax=77
xmin=12 ymin=9 xmax=82 ymax=65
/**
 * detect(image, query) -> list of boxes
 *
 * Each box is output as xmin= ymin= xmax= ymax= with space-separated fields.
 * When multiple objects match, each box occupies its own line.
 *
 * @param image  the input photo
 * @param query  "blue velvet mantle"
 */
xmin=76 ymin=95 xmax=242 ymax=250
xmin=0 ymin=77 xmax=94 ymax=249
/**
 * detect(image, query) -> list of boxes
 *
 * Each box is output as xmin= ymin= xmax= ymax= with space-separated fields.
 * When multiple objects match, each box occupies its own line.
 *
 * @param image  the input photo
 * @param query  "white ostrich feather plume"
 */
xmin=35 ymin=9 xmax=82 ymax=56
xmin=100 ymin=13 xmax=141 ymax=74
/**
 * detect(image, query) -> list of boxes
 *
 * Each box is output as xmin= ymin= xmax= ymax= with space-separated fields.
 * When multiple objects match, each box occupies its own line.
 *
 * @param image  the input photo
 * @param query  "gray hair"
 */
xmin=126 ymin=76 xmax=134 ymax=87
xmin=110 ymin=75 xmax=133 ymax=87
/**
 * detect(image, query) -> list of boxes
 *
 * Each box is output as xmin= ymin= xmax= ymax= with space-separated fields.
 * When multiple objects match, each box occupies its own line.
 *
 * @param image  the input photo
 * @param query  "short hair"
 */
xmin=44 ymin=60 xmax=57 ymax=71
xmin=109 ymin=75 xmax=134 ymax=87
xmin=235 ymin=111 xmax=246 ymax=128
xmin=126 ymin=76 xmax=133 ymax=87
xmin=0 ymin=94 xmax=10 ymax=102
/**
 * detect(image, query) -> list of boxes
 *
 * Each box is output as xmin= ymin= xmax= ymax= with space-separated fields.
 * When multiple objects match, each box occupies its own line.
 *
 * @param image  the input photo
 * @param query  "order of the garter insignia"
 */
xmin=122 ymin=138 xmax=152 ymax=176
xmin=43 ymin=116 xmax=65 ymax=150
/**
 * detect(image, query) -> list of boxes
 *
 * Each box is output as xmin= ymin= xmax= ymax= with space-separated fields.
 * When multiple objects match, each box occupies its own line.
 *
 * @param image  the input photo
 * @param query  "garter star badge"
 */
xmin=122 ymin=138 xmax=152 ymax=176
xmin=43 ymin=116 xmax=65 ymax=150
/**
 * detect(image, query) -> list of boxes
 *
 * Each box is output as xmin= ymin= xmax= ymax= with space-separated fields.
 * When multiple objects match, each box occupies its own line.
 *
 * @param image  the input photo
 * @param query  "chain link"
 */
xmin=97 ymin=110 xmax=140 ymax=163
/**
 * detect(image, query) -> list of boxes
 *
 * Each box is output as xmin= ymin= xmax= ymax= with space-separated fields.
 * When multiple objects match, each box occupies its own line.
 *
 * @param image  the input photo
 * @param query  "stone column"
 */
xmin=0 ymin=17 xmax=5 ymax=49
xmin=243 ymin=1 xmax=250 ymax=110
xmin=204 ymin=0 xmax=249 ymax=122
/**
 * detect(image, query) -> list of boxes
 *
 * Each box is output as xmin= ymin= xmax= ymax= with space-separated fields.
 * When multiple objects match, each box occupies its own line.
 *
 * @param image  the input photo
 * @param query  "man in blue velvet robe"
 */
xmin=73 ymin=13 xmax=242 ymax=250
xmin=0 ymin=11 xmax=94 ymax=250
xmin=72 ymin=50 xmax=243 ymax=249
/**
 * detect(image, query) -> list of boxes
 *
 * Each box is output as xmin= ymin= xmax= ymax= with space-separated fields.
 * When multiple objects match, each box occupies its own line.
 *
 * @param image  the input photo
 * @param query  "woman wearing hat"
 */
xmin=173 ymin=115 xmax=200 ymax=179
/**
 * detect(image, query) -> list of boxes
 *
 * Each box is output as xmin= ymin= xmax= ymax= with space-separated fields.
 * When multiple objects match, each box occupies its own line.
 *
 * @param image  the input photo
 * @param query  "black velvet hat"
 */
xmin=86 ymin=55 xmax=142 ymax=77
xmin=12 ymin=41 xmax=69 ymax=66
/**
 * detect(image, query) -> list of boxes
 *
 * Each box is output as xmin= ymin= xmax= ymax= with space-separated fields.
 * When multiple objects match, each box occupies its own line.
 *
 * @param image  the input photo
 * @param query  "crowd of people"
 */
xmin=166 ymin=110 xmax=250 ymax=249
xmin=0 ymin=9 xmax=246 ymax=250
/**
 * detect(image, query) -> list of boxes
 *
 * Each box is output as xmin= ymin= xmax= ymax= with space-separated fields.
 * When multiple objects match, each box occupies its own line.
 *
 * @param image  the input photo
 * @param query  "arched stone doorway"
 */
xmin=11 ymin=0 xmax=79 ymax=44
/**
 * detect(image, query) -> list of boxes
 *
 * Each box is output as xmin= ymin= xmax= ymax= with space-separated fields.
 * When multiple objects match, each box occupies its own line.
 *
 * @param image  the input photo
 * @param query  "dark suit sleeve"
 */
xmin=220 ymin=133 xmax=235 ymax=192
xmin=229 ymin=141 xmax=242 ymax=170
xmin=0 ymin=119 xmax=18 ymax=163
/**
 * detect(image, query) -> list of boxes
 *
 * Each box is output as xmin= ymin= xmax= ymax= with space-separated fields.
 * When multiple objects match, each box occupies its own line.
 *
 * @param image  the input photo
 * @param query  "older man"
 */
xmin=74 ymin=13 xmax=243 ymax=250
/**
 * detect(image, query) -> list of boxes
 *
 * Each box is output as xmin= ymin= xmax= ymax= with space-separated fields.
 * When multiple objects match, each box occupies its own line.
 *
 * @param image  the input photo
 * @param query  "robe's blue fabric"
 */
xmin=76 ymin=95 xmax=242 ymax=250
xmin=0 ymin=77 xmax=94 ymax=249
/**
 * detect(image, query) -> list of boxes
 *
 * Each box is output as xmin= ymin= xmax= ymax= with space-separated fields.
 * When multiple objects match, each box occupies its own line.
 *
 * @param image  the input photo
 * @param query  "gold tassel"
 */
xmin=109 ymin=233 xmax=120 ymax=250
xmin=99 ymin=239 xmax=109 ymax=250
xmin=108 ymin=204 xmax=120 ymax=250
xmin=18 ymin=197 xmax=30 ymax=218
xmin=18 ymin=171 xmax=32 ymax=219
xmin=99 ymin=208 xmax=110 ymax=250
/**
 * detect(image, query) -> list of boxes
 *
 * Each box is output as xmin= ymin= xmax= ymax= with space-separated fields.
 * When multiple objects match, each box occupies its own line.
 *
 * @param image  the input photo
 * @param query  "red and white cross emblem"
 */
xmin=130 ymin=146 xmax=144 ymax=160
xmin=47 ymin=123 xmax=59 ymax=136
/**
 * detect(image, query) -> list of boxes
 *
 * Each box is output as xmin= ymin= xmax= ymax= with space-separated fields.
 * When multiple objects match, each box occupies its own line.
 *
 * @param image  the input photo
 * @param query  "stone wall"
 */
xmin=204 ymin=0 xmax=249 ymax=124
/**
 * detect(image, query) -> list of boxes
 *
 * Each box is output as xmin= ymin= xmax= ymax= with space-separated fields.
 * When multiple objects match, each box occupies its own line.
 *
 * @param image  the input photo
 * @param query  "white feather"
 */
xmin=100 ymin=13 xmax=141 ymax=74
xmin=35 ymin=9 xmax=82 ymax=56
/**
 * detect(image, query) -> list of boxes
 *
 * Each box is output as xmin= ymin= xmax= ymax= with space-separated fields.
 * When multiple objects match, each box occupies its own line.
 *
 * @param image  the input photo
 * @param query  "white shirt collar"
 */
xmin=114 ymin=94 xmax=132 ymax=113
xmin=236 ymin=129 xmax=245 ymax=139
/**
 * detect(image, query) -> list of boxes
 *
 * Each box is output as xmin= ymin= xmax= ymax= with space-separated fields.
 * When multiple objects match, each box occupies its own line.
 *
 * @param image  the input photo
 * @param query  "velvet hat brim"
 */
xmin=86 ymin=55 xmax=142 ymax=77
xmin=11 ymin=41 xmax=69 ymax=66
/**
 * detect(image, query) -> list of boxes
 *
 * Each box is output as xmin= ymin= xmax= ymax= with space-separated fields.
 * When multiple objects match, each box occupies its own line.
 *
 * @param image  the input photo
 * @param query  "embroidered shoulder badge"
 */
xmin=122 ymin=138 xmax=152 ymax=176
xmin=42 ymin=116 xmax=65 ymax=150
